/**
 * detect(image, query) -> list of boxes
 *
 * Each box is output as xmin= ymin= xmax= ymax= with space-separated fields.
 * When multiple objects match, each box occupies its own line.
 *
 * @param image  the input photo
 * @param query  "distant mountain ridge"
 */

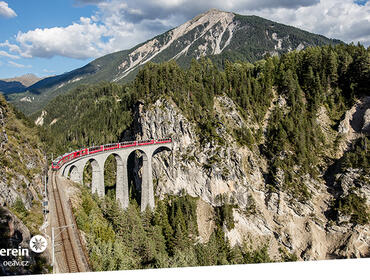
xmin=2 ymin=73 xmax=41 ymax=87
xmin=0 ymin=74 xmax=41 ymax=95
xmin=6 ymin=9 xmax=342 ymax=115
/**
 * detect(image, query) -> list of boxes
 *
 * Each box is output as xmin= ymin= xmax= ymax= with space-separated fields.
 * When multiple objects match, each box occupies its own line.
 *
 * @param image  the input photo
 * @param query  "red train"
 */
xmin=51 ymin=138 xmax=172 ymax=170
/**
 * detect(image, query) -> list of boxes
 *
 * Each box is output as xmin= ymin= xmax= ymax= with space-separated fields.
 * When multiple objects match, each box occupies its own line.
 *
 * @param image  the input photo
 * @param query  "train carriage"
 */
xmin=155 ymin=138 xmax=172 ymax=144
xmin=120 ymin=141 xmax=136 ymax=148
xmin=88 ymin=145 xmax=103 ymax=154
xmin=137 ymin=139 xmax=154 ymax=146
xmin=103 ymin=143 xmax=119 ymax=151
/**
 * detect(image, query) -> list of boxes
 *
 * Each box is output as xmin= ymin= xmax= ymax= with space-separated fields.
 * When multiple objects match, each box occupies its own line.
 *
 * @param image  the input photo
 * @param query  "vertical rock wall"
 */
xmin=130 ymin=96 xmax=369 ymax=260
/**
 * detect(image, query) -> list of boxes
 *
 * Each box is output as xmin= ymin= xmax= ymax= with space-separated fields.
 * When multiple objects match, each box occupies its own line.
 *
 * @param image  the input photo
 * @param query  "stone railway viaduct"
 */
xmin=56 ymin=141 xmax=173 ymax=211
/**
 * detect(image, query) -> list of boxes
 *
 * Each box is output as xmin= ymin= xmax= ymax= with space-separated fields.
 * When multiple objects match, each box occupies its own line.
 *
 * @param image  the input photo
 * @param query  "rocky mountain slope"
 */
xmin=36 ymin=43 xmax=369 ymax=263
xmin=134 ymin=96 xmax=369 ymax=260
xmin=0 ymin=95 xmax=49 ymax=275
xmin=6 ymin=9 xmax=340 ymax=115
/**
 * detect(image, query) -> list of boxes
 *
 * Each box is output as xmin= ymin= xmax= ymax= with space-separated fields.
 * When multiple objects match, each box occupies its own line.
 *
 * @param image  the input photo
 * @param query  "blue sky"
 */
xmin=0 ymin=1 xmax=98 ymax=78
xmin=0 ymin=0 xmax=369 ymax=79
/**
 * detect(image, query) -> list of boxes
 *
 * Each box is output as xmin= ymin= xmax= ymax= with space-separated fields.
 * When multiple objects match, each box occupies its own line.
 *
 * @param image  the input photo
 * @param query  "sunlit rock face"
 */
xmin=132 ymin=95 xmax=369 ymax=260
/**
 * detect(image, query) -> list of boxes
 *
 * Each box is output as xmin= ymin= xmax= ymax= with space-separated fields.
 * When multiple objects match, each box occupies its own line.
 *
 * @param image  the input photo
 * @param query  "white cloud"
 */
xmin=0 ymin=1 xmax=16 ymax=18
xmin=240 ymin=0 xmax=370 ymax=46
xmin=8 ymin=61 xmax=31 ymax=68
xmin=101 ymin=0 xmax=319 ymax=22
xmin=15 ymin=18 xmax=108 ymax=59
xmin=0 ymin=0 xmax=369 ymax=61
xmin=0 ymin=50 xmax=19 ymax=59
xmin=0 ymin=40 xmax=21 ymax=53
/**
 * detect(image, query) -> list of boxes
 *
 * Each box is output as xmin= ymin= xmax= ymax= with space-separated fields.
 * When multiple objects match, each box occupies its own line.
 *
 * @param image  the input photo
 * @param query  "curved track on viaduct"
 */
xmin=54 ymin=139 xmax=173 ymax=211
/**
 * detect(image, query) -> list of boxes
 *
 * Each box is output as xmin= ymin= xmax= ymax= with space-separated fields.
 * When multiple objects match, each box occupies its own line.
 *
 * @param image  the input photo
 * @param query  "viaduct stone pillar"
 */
xmin=115 ymin=153 xmax=129 ymax=209
xmin=91 ymin=159 xmax=104 ymax=197
xmin=141 ymin=155 xmax=154 ymax=212
xmin=69 ymin=166 xmax=81 ymax=183
xmin=68 ymin=158 xmax=87 ymax=185
xmin=62 ymin=165 xmax=71 ymax=178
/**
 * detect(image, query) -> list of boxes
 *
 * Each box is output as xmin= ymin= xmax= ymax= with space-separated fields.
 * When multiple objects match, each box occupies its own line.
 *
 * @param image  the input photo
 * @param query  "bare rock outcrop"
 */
xmin=338 ymin=97 xmax=370 ymax=154
xmin=363 ymin=108 xmax=370 ymax=135
xmin=0 ymin=98 xmax=45 ymax=209
xmin=132 ymin=95 xmax=370 ymax=261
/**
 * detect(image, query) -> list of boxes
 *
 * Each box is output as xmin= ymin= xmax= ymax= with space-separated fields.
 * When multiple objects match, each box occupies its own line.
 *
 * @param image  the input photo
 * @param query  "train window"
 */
xmin=105 ymin=143 xmax=117 ymax=148
xmin=121 ymin=141 xmax=135 ymax=146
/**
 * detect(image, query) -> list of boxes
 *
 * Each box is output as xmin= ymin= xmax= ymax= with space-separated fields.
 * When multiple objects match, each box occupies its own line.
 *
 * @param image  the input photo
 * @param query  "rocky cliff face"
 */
xmin=132 ymin=95 xmax=369 ymax=260
xmin=113 ymin=10 xmax=237 ymax=81
xmin=0 ymin=96 xmax=48 ymax=274
xmin=0 ymin=96 xmax=45 ymax=210
xmin=134 ymin=97 xmax=258 ymax=208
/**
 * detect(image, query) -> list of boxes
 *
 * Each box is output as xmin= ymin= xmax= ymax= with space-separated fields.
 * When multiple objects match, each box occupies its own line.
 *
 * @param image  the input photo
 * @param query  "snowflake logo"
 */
xmin=29 ymin=235 xmax=47 ymax=253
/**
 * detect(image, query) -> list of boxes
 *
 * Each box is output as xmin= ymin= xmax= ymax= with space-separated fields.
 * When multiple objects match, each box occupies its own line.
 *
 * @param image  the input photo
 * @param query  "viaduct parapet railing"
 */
xmin=51 ymin=139 xmax=173 ymax=211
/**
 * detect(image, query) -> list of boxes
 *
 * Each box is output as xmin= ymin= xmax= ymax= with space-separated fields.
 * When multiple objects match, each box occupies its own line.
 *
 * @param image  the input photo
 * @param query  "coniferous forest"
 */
xmin=1 ymin=5 xmax=370 ymax=276
xmin=32 ymin=43 xmax=369 ymax=270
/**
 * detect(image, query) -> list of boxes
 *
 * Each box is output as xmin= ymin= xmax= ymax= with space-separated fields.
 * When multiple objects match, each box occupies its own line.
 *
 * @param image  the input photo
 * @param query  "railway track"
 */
xmin=51 ymin=172 xmax=83 ymax=273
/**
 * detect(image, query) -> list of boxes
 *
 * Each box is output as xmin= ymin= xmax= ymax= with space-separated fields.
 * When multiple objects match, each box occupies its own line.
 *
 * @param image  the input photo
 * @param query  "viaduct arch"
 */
xmin=58 ymin=142 xmax=173 ymax=211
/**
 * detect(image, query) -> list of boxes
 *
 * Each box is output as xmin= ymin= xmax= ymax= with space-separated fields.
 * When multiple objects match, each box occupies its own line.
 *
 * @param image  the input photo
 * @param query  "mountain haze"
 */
xmin=7 ymin=9 xmax=341 ymax=115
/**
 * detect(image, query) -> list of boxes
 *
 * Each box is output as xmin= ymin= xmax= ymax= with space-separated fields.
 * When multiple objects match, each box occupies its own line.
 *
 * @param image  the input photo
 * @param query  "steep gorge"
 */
xmin=132 ymin=94 xmax=369 ymax=260
xmin=37 ymin=44 xmax=369 ymax=266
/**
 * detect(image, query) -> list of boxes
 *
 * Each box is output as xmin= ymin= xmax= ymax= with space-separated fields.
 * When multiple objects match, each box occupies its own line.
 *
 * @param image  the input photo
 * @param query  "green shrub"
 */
xmin=336 ymin=193 xmax=369 ymax=225
xmin=12 ymin=197 xmax=28 ymax=218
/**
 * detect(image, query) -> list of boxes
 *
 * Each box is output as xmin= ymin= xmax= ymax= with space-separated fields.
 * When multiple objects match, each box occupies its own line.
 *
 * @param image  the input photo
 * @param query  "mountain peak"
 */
xmin=191 ymin=8 xmax=233 ymax=24
xmin=2 ymin=73 xmax=41 ymax=87
xmin=112 ymin=8 xmax=236 ymax=81
xmin=7 ymin=11 xmax=341 ymax=115
xmin=199 ymin=8 xmax=230 ymax=16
